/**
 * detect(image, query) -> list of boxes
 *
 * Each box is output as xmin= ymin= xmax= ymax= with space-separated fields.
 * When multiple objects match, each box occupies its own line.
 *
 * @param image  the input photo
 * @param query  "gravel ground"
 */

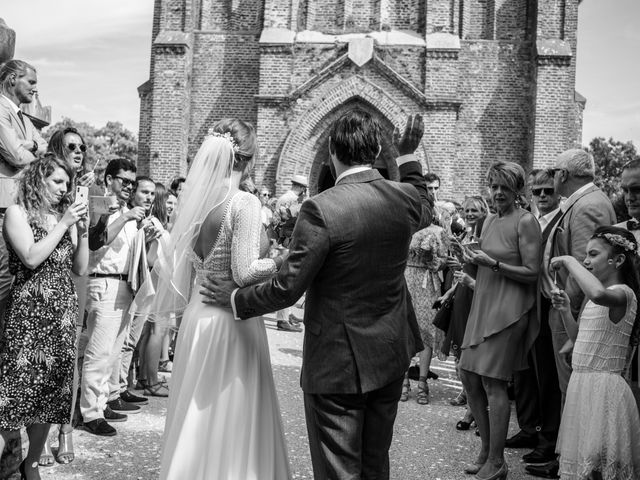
xmin=32 ymin=314 xmax=560 ymax=479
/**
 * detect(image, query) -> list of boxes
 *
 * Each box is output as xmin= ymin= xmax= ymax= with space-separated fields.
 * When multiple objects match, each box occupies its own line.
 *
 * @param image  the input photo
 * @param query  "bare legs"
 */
xmin=461 ymin=369 xmax=510 ymax=478
xmin=417 ymin=346 xmax=432 ymax=404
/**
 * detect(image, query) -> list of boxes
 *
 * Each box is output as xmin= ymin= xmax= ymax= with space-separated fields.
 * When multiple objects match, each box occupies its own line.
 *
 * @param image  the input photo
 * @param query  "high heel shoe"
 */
xmin=38 ymin=441 xmax=54 ymax=467
xmin=56 ymin=429 xmax=74 ymax=464
xmin=476 ymin=462 xmax=508 ymax=480
xmin=400 ymin=379 xmax=410 ymax=402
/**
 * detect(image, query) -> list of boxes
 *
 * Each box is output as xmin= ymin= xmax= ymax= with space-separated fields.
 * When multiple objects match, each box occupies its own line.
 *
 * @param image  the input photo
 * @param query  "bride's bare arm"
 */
xmin=231 ymin=194 xmax=278 ymax=287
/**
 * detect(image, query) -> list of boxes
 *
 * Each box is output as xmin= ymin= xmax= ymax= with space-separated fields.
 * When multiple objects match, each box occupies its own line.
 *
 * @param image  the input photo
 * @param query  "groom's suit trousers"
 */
xmin=303 ymin=376 xmax=404 ymax=480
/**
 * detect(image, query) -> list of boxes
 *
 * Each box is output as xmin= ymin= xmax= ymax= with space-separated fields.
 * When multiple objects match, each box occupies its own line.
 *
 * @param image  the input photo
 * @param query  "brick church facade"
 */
xmin=137 ymin=0 xmax=584 ymax=198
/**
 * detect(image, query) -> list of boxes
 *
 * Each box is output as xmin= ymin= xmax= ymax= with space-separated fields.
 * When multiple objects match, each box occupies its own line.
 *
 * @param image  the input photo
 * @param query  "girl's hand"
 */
xmin=550 ymin=255 xmax=574 ymax=271
xmin=61 ymin=202 xmax=88 ymax=229
xmin=77 ymin=171 xmax=95 ymax=187
xmin=551 ymin=289 xmax=571 ymax=312
xmin=445 ymin=255 xmax=462 ymax=270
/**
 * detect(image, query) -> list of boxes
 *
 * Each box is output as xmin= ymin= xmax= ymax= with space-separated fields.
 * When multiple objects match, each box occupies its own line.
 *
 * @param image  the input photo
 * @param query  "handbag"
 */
xmin=432 ymin=285 xmax=457 ymax=333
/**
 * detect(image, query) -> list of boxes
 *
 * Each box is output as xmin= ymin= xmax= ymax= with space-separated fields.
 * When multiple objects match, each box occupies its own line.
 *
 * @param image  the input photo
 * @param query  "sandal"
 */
xmin=416 ymin=380 xmax=429 ymax=405
xmin=56 ymin=429 xmax=74 ymax=464
xmin=39 ymin=441 xmax=54 ymax=467
xmin=449 ymin=391 xmax=467 ymax=406
xmin=144 ymin=382 xmax=169 ymax=397
xmin=400 ymin=379 xmax=411 ymax=402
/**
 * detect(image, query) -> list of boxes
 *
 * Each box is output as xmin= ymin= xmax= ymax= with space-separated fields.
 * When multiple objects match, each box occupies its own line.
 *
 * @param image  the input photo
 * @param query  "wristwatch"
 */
xmin=492 ymin=261 xmax=500 ymax=272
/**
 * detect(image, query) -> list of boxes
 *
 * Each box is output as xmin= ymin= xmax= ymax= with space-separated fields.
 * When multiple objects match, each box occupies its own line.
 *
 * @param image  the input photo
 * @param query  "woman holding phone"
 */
xmin=458 ymin=161 xmax=541 ymax=479
xmin=0 ymin=154 xmax=88 ymax=479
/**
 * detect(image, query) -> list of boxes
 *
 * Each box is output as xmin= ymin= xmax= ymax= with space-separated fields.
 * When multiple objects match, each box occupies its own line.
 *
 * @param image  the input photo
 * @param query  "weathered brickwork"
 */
xmin=139 ymin=0 xmax=584 ymax=200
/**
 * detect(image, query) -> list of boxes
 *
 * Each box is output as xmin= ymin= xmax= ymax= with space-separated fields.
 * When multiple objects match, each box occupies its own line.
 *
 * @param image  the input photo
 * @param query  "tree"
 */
xmin=44 ymin=118 xmax=138 ymax=182
xmin=589 ymin=137 xmax=639 ymax=222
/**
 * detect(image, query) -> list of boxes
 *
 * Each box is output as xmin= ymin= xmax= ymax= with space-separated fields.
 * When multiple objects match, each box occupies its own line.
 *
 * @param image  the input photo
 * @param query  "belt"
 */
xmin=89 ymin=273 xmax=128 ymax=281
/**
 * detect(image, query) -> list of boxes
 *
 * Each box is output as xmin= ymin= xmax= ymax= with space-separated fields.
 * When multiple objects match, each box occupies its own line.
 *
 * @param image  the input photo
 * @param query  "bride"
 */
xmin=138 ymin=119 xmax=291 ymax=479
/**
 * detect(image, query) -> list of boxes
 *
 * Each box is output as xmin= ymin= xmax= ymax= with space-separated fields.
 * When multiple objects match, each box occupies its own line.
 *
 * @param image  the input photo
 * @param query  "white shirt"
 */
xmin=335 ymin=166 xmax=372 ymax=185
xmin=1 ymin=94 xmax=19 ymax=114
xmin=615 ymin=218 xmax=640 ymax=243
xmin=538 ymin=207 xmax=560 ymax=231
xmin=88 ymin=207 xmax=138 ymax=275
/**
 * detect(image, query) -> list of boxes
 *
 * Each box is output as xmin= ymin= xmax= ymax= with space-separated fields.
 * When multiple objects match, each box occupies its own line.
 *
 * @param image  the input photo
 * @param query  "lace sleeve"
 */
xmin=231 ymin=193 xmax=278 ymax=287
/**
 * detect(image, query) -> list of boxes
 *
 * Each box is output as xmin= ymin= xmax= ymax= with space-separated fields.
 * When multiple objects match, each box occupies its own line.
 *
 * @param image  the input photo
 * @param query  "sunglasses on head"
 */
xmin=531 ymin=187 xmax=555 ymax=196
xmin=66 ymin=143 xmax=87 ymax=153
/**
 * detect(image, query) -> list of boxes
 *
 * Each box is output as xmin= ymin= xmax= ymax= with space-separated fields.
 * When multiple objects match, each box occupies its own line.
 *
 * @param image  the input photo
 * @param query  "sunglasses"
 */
xmin=531 ymin=187 xmax=555 ymax=196
xmin=66 ymin=143 xmax=87 ymax=153
xmin=114 ymin=175 xmax=135 ymax=187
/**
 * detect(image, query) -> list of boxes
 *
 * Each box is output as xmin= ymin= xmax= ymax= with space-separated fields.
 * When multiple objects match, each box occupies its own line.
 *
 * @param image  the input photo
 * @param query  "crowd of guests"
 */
xmin=0 ymin=58 xmax=639 ymax=480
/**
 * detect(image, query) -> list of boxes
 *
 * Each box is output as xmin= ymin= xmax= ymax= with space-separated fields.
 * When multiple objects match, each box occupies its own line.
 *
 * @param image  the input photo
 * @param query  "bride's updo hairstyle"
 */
xmin=210 ymin=118 xmax=258 ymax=172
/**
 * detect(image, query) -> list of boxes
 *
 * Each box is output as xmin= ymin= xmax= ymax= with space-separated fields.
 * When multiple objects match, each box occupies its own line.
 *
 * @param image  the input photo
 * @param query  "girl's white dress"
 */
xmin=160 ymin=192 xmax=291 ymax=480
xmin=557 ymin=284 xmax=640 ymax=480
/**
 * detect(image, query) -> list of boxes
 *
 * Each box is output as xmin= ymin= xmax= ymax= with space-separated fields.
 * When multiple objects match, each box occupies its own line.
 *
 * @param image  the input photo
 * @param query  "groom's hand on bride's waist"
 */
xmin=200 ymin=275 xmax=238 ymax=307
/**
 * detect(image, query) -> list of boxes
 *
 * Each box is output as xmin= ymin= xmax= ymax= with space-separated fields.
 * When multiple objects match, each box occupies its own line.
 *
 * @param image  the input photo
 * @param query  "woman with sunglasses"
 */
xmin=47 ymin=127 xmax=95 ymax=188
xmin=30 ymin=127 xmax=95 ymax=466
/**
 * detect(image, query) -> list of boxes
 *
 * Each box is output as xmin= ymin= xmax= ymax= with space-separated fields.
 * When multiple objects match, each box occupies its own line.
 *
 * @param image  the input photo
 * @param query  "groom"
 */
xmin=205 ymin=110 xmax=433 ymax=479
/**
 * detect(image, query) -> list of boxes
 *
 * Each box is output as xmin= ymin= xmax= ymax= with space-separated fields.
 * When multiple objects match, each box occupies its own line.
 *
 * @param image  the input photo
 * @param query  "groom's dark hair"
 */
xmin=329 ymin=110 xmax=381 ymax=166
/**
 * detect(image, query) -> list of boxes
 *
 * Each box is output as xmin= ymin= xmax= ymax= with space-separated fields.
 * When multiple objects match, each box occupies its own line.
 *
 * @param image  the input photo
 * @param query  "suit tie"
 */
xmin=628 ymin=219 xmax=640 ymax=231
xmin=17 ymin=110 xmax=26 ymax=131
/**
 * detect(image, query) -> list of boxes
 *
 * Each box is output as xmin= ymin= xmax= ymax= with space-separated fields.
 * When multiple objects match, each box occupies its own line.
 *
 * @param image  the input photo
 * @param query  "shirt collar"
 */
xmin=539 ymin=207 xmax=560 ymax=222
xmin=560 ymin=182 xmax=594 ymax=212
xmin=335 ymin=166 xmax=372 ymax=185
xmin=1 ymin=94 xmax=20 ymax=114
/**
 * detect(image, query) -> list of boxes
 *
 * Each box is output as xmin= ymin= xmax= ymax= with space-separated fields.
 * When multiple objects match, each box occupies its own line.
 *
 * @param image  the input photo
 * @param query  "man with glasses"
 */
xmin=507 ymin=169 xmax=563 ymax=468
xmin=80 ymin=159 xmax=146 ymax=436
xmin=528 ymin=150 xmax=615 ymax=479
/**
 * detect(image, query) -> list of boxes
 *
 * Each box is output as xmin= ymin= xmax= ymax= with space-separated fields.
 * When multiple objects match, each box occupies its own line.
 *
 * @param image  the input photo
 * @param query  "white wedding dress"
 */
xmin=160 ymin=191 xmax=291 ymax=480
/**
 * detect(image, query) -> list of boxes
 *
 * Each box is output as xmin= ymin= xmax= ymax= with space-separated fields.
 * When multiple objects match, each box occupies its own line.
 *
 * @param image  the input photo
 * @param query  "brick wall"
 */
xmin=140 ymin=0 xmax=584 ymax=200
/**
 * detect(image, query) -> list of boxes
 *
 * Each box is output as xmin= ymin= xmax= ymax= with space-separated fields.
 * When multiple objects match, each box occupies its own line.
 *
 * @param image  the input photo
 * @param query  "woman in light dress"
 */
xmin=136 ymin=119 xmax=290 ymax=480
xmin=550 ymin=226 xmax=640 ymax=480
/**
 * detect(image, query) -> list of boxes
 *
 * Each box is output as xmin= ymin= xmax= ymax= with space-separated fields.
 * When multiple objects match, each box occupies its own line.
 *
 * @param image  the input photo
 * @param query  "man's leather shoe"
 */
xmin=523 ymin=447 xmax=557 ymax=464
xmin=121 ymin=390 xmax=149 ymax=405
xmin=505 ymin=430 xmax=537 ymax=448
xmin=277 ymin=320 xmax=302 ymax=332
xmin=107 ymin=397 xmax=141 ymax=414
xmin=83 ymin=419 xmax=117 ymax=437
xmin=104 ymin=406 xmax=128 ymax=422
xmin=525 ymin=461 xmax=559 ymax=479
xmin=288 ymin=313 xmax=303 ymax=324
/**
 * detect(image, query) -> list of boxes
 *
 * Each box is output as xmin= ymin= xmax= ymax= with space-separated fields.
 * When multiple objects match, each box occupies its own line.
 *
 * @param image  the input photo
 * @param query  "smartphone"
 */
xmin=76 ymin=186 xmax=89 ymax=205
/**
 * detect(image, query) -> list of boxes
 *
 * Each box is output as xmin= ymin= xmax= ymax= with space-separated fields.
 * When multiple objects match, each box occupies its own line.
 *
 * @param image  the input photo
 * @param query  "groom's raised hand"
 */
xmin=200 ymin=274 xmax=238 ymax=307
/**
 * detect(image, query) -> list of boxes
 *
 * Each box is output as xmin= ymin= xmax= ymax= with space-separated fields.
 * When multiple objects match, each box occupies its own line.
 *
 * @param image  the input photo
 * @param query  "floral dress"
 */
xmin=404 ymin=224 xmax=448 ymax=353
xmin=0 ymin=223 xmax=77 ymax=430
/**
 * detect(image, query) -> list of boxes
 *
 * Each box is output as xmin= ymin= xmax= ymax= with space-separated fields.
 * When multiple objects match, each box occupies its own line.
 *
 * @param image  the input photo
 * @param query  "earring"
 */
xmin=607 ymin=259 xmax=614 ymax=264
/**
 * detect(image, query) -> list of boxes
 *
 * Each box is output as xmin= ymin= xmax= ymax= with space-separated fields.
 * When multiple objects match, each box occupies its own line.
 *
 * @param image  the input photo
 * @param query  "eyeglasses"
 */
xmin=531 ymin=187 xmax=555 ymax=196
xmin=114 ymin=176 xmax=135 ymax=187
xmin=66 ymin=143 xmax=87 ymax=153
xmin=260 ymin=193 xmax=270 ymax=197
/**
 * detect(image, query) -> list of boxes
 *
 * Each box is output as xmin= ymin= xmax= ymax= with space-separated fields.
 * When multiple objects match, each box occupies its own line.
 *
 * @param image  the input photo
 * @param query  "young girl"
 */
xmin=550 ymin=226 xmax=640 ymax=480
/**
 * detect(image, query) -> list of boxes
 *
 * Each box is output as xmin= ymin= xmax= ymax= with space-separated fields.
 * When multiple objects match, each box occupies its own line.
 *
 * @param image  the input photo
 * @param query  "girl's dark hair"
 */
xmin=152 ymin=182 xmax=169 ymax=228
xmin=170 ymin=176 xmax=185 ymax=193
xmin=591 ymin=226 xmax=640 ymax=346
xmin=47 ymin=127 xmax=86 ymax=173
xmin=17 ymin=153 xmax=75 ymax=227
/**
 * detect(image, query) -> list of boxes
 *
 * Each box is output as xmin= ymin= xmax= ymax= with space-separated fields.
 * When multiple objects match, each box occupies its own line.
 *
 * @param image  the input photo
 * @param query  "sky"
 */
xmin=3 ymin=0 xmax=639 ymax=147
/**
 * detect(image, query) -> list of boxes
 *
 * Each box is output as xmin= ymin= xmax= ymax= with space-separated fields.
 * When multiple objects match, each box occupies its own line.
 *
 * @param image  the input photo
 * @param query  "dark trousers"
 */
xmin=303 ymin=376 xmax=404 ymax=480
xmin=523 ymin=298 xmax=562 ymax=452
xmin=513 ymin=356 xmax=541 ymax=436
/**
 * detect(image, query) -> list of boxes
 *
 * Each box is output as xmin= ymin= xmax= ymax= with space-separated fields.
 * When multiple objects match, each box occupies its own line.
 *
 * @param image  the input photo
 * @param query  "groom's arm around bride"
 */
xmin=205 ymin=110 xmax=433 ymax=480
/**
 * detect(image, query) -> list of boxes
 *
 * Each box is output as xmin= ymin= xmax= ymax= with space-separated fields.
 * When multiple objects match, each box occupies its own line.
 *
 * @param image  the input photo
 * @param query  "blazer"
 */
xmin=234 ymin=160 xmax=431 ymax=395
xmin=0 ymin=95 xmax=46 ymax=179
xmin=543 ymin=184 xmax=615 ymax=316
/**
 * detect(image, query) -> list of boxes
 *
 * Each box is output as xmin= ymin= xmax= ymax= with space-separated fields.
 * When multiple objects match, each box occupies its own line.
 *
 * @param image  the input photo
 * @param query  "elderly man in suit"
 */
xmin=528 ymin=149 xmax=616 ymax=479
xmin=206 ymin=110 xmax=432 ymax=479
xmin=0 ymin=59 xmax=46 ymax=319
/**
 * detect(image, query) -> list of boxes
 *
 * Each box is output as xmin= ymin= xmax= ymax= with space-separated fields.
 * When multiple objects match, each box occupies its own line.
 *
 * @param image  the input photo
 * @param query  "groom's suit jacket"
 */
xmin=233 ymin=159 xmax=431 ymax=394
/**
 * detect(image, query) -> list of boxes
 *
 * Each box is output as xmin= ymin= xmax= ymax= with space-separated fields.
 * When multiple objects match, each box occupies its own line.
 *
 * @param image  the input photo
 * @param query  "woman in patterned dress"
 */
xmin=401 ymin=204 xmax=449 ymax=404
xmin=0 ymin=154 xmax=89 ymax=480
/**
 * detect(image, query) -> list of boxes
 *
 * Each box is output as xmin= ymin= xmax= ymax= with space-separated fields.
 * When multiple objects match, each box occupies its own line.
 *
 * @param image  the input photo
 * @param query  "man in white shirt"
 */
xmin=80 ymin=159 xmax=146 ymax=436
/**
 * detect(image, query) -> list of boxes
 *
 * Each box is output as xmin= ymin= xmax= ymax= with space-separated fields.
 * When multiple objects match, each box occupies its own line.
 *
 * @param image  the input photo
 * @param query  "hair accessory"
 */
xmin=206 ymin=129 xmax=239 ymax=153
xmin=595 ymin=233 xmax=638 ymax=255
